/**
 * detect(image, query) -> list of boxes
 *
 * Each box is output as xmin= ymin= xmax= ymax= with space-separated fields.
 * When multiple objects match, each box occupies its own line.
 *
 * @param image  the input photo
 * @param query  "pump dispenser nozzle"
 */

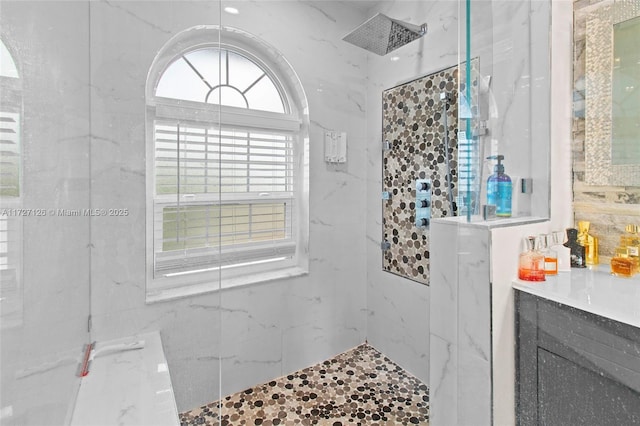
xmin=487 ymin=155 xmax=505 ymax=174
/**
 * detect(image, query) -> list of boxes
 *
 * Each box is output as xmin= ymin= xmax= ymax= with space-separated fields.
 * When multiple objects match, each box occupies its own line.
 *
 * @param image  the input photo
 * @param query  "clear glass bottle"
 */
xmin=577 ymin=221 xmax=598 ymax=266
xmin=551 ymin=230 xmax=571 ymax=272
xmin=518 ymin=236 xmax=546 ymax=282
xmin=539 ymin=234 xmax=558 ymax=275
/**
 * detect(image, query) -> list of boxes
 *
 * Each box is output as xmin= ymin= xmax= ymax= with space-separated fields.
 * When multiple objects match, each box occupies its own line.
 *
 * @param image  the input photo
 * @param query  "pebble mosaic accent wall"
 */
xmin=573 ymin=0 xmax=640 ymax=262
xmin=381 ymin=65 xmax=459 ymax=285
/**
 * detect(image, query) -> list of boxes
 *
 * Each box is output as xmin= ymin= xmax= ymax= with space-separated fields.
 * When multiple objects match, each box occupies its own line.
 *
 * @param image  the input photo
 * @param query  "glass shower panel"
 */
xmin=445 ymin=0 xmax=550 ymax=424
xmin=217 ymin=0 xmax=301 ymax=408
xmin=458 ymin=0 xmax=551 ymax=221
xmin=214 ymin=1 xmax=427 ymax=425
xmin=88 ymin=0 xmax=224 ymax=414
xmin=0 ymin=2 xmax=91 ymax=425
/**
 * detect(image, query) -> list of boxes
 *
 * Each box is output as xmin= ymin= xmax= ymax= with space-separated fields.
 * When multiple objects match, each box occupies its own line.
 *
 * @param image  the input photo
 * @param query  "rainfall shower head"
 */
xmin=342 ymin=13 xmax=427 ymax=56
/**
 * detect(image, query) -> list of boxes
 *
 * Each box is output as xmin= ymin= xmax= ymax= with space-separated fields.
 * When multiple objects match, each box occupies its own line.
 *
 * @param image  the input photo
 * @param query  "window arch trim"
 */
xmin=146 ymin=26 xmax=308 ymax=116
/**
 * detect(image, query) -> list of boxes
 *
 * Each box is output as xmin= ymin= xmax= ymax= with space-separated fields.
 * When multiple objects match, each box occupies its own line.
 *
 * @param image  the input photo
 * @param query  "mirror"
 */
xmin=582 ymin=0 xmax=640 ymax=187
xmin=612 ymin=15 xmax=640 ymax=165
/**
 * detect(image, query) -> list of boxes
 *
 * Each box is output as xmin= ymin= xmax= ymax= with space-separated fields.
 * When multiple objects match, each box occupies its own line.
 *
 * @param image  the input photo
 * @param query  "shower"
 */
xmin=342 ymin=13 xmax=427 ymax=55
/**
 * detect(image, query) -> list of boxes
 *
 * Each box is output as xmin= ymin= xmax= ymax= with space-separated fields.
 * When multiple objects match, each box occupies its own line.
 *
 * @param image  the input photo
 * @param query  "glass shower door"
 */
xmin=0 ymin=2 xmax=92 ymax=425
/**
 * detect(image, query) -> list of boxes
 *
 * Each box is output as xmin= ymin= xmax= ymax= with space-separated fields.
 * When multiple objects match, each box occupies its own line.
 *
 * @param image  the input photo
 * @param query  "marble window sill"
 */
xmin=146 ymin=266 xmax=309 ymax=304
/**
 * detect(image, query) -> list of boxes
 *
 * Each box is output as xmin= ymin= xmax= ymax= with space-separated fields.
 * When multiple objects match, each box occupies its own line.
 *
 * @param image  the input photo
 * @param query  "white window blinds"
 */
xmin=153 ymin=121 xmax=296 ymax=277
xmin=0 ymin=215 xmax=19 ymax=306
xmin=0 ymin=112 xmax=20 ymax=197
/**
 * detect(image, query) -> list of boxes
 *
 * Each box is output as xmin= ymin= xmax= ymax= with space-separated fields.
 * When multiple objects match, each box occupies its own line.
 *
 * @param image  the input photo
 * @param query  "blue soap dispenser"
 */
xmin=486 ymin=155 xmax=512 ymax=217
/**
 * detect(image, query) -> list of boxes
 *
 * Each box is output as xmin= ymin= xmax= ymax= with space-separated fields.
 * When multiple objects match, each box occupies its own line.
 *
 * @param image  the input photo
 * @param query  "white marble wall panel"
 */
xmin=457 ymin=228 xmax=491 ymax=366
xmin=428 ymin=334 xmax=457 ymax=425
xmin=88 ymin=0 xmax=369 ymax=412
xmin=430 ymin=219 xmax=491 ymax=425
xmin=457 ymin=226 xmax=491 ymax=425
xmin=428 ymin=220 xmax=458 ymax=426
xmin=0 ymin=2 xmax=91 ymax=425
xmin=457 ymin=348 xmax=492 ymax=425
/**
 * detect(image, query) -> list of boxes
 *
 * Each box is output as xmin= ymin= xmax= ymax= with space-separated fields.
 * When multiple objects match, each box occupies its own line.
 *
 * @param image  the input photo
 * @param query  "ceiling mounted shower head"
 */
xmin=342 ymin=13 xmax=427 ymax=56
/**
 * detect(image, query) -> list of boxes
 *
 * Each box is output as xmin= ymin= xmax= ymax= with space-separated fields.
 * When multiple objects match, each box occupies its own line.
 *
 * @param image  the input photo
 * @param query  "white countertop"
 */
xmin=70 ymin=331 xmax=179 ymax=426
xmin=513 ymin=266 xmax=640 ymax=329
xmin=432 ymin=215 xmax=547 ymax=229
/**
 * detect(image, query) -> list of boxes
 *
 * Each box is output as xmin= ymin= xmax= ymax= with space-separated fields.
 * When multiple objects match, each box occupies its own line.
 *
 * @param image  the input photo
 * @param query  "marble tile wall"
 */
xmin=88 ymin=0 xmax=369 ymax=412
xmin=0 ymin=3 xmax=91 ymax=425
xmin=429 ymin=219 xmax=491 ymax=426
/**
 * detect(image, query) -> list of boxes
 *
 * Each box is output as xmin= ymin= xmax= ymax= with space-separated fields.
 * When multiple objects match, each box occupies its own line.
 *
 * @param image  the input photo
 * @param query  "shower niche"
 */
xmin=382 ymin=65 xmax=459 ymax=285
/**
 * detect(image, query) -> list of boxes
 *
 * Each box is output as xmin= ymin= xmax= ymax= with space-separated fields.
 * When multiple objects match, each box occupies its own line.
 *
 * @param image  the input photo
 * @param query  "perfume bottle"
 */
xmin=551 ymin=230 xmax=571 ymax=272
xmin=621 ymin=224 xmax=640 ymax=273
xmin=518 ymin=236 xmax=546 ymax=282
xmin=539 ymin=234 xmax=558 ymax=275
xmin=577 ymin=221 xmax=598 ymax=266
xmin=610 ymin=247 xmax=635 ymax=278
xmin=564 ymin=228 xmax=586 ymax=268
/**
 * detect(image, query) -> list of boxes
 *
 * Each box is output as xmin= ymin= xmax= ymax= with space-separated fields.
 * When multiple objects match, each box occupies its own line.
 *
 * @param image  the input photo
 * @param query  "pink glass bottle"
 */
xmin=518 ymin=236 xmax=546 ymax=282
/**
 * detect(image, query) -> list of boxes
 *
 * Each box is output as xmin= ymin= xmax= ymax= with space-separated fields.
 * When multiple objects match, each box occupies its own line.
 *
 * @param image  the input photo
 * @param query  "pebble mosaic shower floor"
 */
xmin=180 ymin=344 xmax=430 ymax=426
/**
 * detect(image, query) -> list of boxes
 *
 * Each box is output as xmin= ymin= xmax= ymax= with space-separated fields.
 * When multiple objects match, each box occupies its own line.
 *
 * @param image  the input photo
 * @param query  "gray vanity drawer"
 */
xmin=516 ymin=291 xmax=640 ymax=426
xmin=536 ymin=297 xmax=640 ymax=393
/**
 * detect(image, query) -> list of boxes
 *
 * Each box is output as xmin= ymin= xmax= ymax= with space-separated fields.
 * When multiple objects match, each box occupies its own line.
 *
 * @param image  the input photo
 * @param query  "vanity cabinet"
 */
xmin=515 ymin=290 xmax=640 ymax=425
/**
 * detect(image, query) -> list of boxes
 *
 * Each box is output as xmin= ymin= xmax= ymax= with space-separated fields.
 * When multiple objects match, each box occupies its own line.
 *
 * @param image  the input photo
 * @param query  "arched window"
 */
xmin=146 ymin=27 xmax=309 ymax=299
xmin=0 ymin=37 xmax=22 ymax=326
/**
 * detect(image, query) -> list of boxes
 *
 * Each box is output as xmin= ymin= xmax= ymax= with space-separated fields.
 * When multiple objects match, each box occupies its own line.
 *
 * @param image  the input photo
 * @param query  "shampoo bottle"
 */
xmin=486 ymin=155 xmax=512 ymax=217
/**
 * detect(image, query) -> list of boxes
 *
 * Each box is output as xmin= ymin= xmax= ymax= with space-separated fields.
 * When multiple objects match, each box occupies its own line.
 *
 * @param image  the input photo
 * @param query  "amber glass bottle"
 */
xmin=621 ymin=225 xmax=640 ymax=274
xmin=611 ymin=247 xmax=635 ymax=278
